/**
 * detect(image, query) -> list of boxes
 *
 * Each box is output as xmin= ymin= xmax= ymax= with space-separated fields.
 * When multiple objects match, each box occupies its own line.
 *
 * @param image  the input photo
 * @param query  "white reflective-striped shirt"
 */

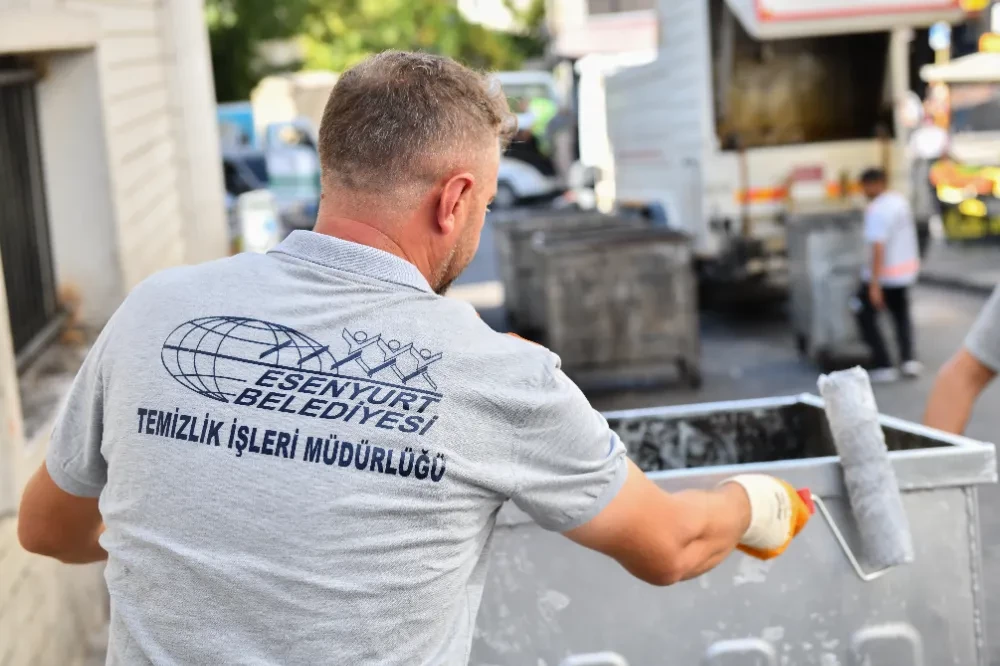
xmin=862 ymin=191 xmax=920 ymax=287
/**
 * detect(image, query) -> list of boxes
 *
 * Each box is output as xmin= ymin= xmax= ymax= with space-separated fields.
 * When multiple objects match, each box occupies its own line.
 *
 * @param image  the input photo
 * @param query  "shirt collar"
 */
xmin=269 ymin=230 xmax=433 ymax=293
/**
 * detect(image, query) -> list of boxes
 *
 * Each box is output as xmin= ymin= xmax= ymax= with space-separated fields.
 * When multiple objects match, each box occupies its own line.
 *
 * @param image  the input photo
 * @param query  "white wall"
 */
xmin=160 ymin=0 xmax=229 ymax=265
xmin=38 ymin=50 xmax=124 ymax=327
xmin=547 ymin=0 xmax=656 ymax=58
xmin=0 ymin=255 xmax=22 ymax=516
xmin=459 ymin=0 xmax=533 ymax=32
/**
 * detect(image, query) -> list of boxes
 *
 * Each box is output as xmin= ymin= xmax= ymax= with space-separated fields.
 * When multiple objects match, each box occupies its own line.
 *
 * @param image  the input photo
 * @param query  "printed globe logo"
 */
xmin=160 ymin=316 xmax=443 ymax=403
xmin=161 ymin=316 xmax=338 ymax=403
xmin=150 ymin=316 xmax=447 ymax=482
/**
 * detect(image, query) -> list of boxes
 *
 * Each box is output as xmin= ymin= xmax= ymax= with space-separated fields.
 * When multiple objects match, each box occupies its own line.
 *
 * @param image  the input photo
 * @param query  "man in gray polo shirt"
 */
xmin=925 ymin=285 xmax=1000 ymax=433
xmin=18 ymin=51 xmax=812 ymax=665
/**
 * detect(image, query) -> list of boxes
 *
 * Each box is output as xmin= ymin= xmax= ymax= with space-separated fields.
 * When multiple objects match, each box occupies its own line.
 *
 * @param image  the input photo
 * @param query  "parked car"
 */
xmin=222 ymin=148 xmax=317 ymax=234
xmin=495 ymin=157 xmax=564 ymax=209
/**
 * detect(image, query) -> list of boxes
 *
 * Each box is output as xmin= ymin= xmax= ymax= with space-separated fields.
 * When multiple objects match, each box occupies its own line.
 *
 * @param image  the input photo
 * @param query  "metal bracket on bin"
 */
xmin=810 ymin=492 xmax=892 ymax=583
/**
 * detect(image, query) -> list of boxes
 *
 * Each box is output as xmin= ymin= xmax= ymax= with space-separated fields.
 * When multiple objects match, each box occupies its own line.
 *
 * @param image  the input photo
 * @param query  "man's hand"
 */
xmin=869 ymin=282 xmax=885 ymax=311
xmin=565 ymin=461 xmax=810 ymax=586
xmin=723 ymin=474 xmax=814 ymax=560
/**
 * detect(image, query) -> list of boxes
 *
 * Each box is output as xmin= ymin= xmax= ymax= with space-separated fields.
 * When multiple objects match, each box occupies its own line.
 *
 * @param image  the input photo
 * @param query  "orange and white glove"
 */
xmin=722 ymin=474 xmax=814 ymax=560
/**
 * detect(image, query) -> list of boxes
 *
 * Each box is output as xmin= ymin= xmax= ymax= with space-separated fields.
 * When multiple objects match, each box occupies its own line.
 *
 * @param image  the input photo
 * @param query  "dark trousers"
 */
xmin=856 ymin=283 xmax=914 ymax=368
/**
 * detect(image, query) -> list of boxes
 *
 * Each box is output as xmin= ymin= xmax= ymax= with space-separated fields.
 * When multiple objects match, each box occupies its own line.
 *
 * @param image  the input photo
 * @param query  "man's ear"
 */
xmin=436 ymin=172 xmax=475 ymax=235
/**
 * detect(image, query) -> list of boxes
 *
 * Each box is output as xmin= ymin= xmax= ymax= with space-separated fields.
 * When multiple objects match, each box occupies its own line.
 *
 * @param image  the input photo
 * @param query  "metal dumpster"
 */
xmin=492 ymin=210 xmax=642 ymax=335
xmin=471 ymin=394 xmax=996 ymax=666
xmin=787 ymin=208 xmax=869 ymax=370
xmin=532 ymin=227 xmax=699 ymax=390
xmin=518 ymin=221 xmax=650 ymax=337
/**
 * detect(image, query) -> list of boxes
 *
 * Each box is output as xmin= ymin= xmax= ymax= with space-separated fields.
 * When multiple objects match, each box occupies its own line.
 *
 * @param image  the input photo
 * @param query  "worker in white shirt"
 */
xmin=855 ymin=167 xmax=923 ymax=383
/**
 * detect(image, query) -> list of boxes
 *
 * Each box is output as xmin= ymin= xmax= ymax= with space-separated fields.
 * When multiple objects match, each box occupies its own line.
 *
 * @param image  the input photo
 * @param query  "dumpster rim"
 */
xmin=495 ymin=394 xmax=998 ymax=529
xmin=496 ymin=445 xmax=997 ymax=529
xmin=604 ymin=392 xmax=995 ymax=451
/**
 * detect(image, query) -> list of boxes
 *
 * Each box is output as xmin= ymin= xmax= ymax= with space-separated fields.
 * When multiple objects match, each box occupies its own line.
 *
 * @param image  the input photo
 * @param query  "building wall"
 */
xmin=0 ymin=2 xmax=227 ymax=664
xmin=546 ymin=0 xmax=657 ymax=58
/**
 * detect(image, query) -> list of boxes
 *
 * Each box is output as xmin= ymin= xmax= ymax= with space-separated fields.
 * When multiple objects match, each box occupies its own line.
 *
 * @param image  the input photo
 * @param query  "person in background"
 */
xmin=924 ymin=285 xmax=1000 ymax=433
xmin=855 ymin=167 xmax=923 ymax=383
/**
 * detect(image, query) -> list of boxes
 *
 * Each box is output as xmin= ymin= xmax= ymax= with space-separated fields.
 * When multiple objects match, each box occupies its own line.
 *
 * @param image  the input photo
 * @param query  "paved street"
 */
xmin=453 ymin=214 xmax=1000 ymax=662
xmin=922 ymin=239 xmax=1000 ymax=295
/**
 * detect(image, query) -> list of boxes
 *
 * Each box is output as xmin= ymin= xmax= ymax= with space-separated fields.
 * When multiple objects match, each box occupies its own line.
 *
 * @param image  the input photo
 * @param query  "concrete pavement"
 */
xmin=921 ymin=240 xmax=1000 ymax=296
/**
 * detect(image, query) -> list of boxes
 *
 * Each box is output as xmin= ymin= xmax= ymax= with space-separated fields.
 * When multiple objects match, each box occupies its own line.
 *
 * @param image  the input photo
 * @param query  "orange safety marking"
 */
xmin=882 ymin=259 xmax=921 ymax=279
xmin=734 ymin=181 xmax=862 ymax=204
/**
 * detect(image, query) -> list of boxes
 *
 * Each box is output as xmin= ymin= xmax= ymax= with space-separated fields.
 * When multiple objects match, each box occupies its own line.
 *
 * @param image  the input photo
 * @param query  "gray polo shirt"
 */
xmin=966 ymin=285 xmax=1000 ymax=372
xmin=46 ymin=230 xmax=627 ymax=666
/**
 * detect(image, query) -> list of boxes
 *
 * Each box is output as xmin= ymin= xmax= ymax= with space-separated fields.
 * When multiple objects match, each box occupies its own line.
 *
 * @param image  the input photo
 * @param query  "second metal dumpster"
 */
xmin=471 ymin=394 xmax=996 ymax=666
xmin=492 ymin=209 xmax=640 ymax=335
xmin=787 ymin=207 xmax=870 ymax=370
xmin=532 ymin=227 xmax=699 ymax=390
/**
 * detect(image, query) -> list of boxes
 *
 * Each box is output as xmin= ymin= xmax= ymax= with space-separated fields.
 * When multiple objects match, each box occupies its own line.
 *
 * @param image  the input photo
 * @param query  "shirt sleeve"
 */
xmin=45 ymin=318 xmax=117 ymax=498
xmin=864 ymin=202 xmax=892 ymax=244
xmin=509 ymin=365 xmax=629 ymax=532
xmin=966 ymin=286 xmax=1000 ymax=373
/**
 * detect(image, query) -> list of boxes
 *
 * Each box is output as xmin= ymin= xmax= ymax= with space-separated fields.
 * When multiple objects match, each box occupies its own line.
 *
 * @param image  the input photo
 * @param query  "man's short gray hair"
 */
xmin=318 ymin=51 xmax=516 ymax=192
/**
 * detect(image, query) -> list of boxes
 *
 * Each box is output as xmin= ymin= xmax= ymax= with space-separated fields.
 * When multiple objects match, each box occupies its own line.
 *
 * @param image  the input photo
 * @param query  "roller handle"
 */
xmin=799 ymin=488 xmax=896 ymax=583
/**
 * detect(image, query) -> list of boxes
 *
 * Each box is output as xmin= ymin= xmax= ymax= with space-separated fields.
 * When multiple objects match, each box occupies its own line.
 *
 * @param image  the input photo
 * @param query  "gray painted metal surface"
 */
xmin=472 ymin=395 xmax=997 ymax=666
xmin=533 ymin=228 xmax=699 ymax=391
xmin=787 ymin=209 xmax=868 ymax=367
xmin=521 ymin=221 xmax=647 ymax=335
xmin=492 ymin=210 xmax=638 ymax=335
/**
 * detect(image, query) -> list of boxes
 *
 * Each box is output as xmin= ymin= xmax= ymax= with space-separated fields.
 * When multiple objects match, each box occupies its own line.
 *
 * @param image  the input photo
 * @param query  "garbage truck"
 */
xmin=605 ymin=0 xmax=963 ymax=301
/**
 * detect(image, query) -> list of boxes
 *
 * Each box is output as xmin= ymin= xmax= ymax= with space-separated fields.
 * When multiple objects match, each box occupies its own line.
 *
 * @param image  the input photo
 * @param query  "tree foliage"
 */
xmin=206 ymin=0 xmax=547 ymax=102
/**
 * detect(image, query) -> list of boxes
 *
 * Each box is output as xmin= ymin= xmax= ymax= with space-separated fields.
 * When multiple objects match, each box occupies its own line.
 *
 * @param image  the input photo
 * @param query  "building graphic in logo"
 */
xmin=161 ymin=316 xmax=442 ymax=403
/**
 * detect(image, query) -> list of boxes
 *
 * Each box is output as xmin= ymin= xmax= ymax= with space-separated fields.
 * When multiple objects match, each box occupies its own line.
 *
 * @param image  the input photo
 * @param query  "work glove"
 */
xmin=722 ymin=474 xmax=815 ymax=560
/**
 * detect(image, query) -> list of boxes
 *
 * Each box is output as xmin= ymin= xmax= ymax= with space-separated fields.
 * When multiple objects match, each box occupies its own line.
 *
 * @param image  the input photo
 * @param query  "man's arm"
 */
xmin=565 ymin=461 xmax=747 ymax=585
xmin=507 ymin=359 xmax=811 ymax=587
xmin=869 ymin=242 xmax=886 ymax=310
xmin=924 ymin=349 xmax=996 ymax=434
xmin=565 ymin=461 xmax=810 ymax=586
xmin=924 ymin=286 xmax=1000 ymax=433
xmin=18 ymin=464 xmax=106 ymax=563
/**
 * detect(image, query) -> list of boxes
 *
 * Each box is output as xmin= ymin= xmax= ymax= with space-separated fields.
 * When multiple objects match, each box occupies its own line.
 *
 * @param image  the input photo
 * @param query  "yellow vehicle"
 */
xmin=922 ymin=40 xmax=1000 ymax=240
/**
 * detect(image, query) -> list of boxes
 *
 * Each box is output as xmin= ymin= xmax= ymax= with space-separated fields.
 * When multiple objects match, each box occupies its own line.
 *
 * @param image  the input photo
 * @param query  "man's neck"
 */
xmin=312 ymin=215 xmax=435 ymax=287
xmin=313 ymin=215 xmax=407 ymax=259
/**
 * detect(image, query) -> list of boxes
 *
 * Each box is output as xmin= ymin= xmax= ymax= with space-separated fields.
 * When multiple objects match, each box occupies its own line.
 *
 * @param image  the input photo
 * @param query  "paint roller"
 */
xmin=812 ymin=366 xmax=915 ymax=580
